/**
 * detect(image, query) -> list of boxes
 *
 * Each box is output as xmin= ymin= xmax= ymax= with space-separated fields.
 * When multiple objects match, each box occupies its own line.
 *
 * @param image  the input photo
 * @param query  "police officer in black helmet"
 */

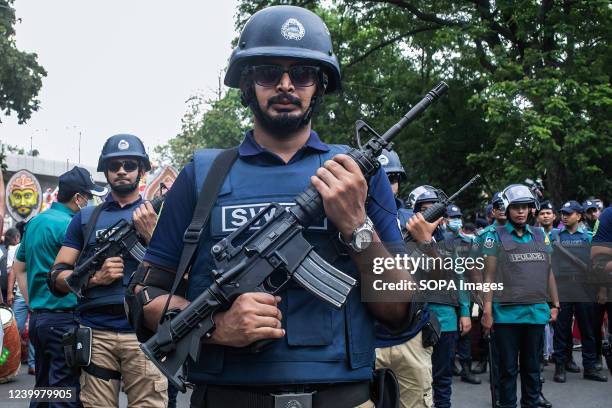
xmin=50 ymin=134 xmax=168 ymax=407
xmin=128 ymin=5 xmax=440 ymax=408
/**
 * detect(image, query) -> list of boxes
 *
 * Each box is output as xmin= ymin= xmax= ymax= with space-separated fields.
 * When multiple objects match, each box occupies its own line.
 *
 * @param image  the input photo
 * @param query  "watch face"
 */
xmin=355 ymin=229 xmax=373 ymax=250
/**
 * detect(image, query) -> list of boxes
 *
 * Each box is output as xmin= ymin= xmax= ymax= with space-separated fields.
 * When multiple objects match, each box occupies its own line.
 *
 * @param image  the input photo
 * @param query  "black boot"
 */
xmin=553 ymin=364 xmax=566 ymax=383
xmin=537 ymin=391 xmax=552 ymax=408
xmin=472 ymin=358 xmax=487 ymax=374
xmin=565 ymin=358 xmax=580 ymax=373
xmin=460 ymin=361 xmax=482 ymax=384
xmin=583 ymin=368 xmax=608 ymax=382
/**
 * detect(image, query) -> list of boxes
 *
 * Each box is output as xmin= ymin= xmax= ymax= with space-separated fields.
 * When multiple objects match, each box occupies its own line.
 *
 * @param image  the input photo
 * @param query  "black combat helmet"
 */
xmin=97 ymin=134 xmax=151 ymax=172
xmin=224 ymin=5 xmax=341 ymax=93
xmin=377 ymin=149 xmax=407 ymax=181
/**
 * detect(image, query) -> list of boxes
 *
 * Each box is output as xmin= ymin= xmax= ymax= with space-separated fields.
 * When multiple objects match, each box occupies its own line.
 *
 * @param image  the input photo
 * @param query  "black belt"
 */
xmin=32 ymin=309 xmax=74 ymax=313
xmin=202 ymin=381 xmax=370 ymax=408
xmin=80 ymin=304 xmax=126 ymax=316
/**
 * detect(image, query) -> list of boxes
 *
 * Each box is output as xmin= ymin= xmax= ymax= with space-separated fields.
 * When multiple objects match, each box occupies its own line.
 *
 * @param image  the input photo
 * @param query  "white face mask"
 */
xmin=76 ymin=194 xmax=90 ymax=210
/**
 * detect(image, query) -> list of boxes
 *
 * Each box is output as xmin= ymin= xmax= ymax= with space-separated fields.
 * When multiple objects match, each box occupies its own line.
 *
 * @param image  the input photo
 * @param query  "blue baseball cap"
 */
xmin=560 ymin=200 xmax=583 ymax=214
xmin=59 ymin=166 xmax=107 ymax=197
xmin=447 ymin=204 xmax=462 ymax=217
xmin=582 ymin=200 xmax=598 ymax=211
xmin=539 ymin=200 xmax=554 ymax=211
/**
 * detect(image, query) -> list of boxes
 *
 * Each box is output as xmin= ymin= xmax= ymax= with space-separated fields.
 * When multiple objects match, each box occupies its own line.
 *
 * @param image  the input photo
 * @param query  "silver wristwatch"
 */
xmin=339 ymin=216 xmax=374 ymax=253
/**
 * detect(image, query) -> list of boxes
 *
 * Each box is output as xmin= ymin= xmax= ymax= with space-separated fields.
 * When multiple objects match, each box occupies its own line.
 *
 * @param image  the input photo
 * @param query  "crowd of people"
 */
xmin=0 ymin=5 xmax=609 ymax=408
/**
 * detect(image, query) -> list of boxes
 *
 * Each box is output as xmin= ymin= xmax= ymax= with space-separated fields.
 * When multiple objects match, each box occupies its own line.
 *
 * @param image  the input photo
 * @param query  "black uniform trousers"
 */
xmin=494 ymin=323 xmax=544 ymax=408
xmin=29 ymin=311 xmax=81 ymax=408
xmin=432 ymin=331 xmax=458 ymax=408
xmin=553 ymin=302 xmax=597 ymax=369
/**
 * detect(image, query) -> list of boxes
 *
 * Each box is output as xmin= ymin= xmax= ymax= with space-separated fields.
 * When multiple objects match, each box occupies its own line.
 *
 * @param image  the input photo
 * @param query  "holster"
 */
xmin=62 ymin=327 xmax=92 ymax=368
xmin=421 ymin=314 xmax=441 ymax=348
xmin=371 ymin=368 xmax=400 ymax=408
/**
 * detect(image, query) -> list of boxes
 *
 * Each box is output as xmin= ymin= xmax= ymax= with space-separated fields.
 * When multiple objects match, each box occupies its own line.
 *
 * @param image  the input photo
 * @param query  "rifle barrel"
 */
xmin=381 ymin=82 xmax=448 ymax=143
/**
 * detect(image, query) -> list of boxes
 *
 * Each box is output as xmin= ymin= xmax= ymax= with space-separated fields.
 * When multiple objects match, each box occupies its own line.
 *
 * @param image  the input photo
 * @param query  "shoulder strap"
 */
xmin=161 ymin=147 xmax=239 ymax=323
xmin=76 ymin=204 xmax=106 ymax=265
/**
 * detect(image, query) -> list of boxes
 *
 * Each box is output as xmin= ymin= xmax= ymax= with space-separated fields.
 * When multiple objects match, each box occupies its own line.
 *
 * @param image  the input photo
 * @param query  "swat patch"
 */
xmin=484 ymin=237 xmax=495 ymax=249
xmin=281 ymin=18 xmax=305 ymax=41
xmin=220 ymin=202 xmax=327 ymax=233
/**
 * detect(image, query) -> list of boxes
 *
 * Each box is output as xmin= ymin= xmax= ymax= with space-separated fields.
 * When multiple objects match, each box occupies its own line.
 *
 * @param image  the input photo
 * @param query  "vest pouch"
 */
xmin=286 ymin=288 xmax=333 ymax=346
xmin=62 ymin=327 xmax=92 ymax=368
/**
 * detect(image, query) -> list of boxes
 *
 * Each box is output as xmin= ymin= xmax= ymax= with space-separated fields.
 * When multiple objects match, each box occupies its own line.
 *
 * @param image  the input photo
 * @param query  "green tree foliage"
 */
xmin=159 ymin=0 xmax=611 ymax=211
xmin=0 ymin=0 xmax=46 ymax=124
xmin=236 ymin=0 xmax=612 ymax=206
xmin=154 ymin=89 xmax=250 ymax=168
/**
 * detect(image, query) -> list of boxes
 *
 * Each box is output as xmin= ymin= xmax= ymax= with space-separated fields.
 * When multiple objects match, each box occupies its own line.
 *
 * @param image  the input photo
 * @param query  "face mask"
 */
xmin=75 ymin=197 xmax=87 ymax=210
xmin=448 ymin=219 xmax=463 ymax=231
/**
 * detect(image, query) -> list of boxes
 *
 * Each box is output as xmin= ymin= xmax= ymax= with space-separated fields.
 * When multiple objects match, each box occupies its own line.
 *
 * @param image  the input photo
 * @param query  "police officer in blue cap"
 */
xmin=12 ymin=166 xmax=106 ymax=407
xmin=480 ymin=184 xmax=560 ymax=408
xmin=50 ymin=134 xmax=168 ymax=407
xmin=583 ymin=199 xmax=601 ymax=234
xmin=129 ymin=6 xmax=440 ymax=408
xmin=552 ymin=201 xmax=607 ymax=383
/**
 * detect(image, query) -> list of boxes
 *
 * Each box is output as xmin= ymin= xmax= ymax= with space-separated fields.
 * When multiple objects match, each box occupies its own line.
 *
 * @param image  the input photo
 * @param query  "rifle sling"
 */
xmin=160 ymin=147 xmax=239 ymax=325
xmin=76 ymin=203 xmax=106 ymax=266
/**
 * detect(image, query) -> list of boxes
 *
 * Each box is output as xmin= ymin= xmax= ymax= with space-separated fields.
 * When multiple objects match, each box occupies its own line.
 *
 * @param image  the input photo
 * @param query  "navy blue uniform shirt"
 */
xmin=64 ymin=194 xmax=143 ymax=331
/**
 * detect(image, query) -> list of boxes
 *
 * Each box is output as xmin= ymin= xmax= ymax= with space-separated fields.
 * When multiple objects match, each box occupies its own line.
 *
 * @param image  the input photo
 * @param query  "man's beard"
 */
xmin=109 ymin=176 xmax=140 ymax=196
xmin=251 ymin=93 xmax=307 ymax=137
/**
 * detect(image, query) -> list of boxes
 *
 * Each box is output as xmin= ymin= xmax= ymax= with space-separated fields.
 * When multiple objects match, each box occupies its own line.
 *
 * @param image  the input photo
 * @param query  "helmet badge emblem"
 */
xmin=377 ymin=155 xmax=389 ymax=166
xmin=118 ymin=140 xmax=130 ymax=150
xmin=284 ymin=400 xmax=303 ymax=408
xmin=281 ymin=18 xmax=305 ymax=41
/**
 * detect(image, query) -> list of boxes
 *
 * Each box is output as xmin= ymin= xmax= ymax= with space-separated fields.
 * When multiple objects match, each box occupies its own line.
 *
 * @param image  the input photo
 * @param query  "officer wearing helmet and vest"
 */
xmin=480 ymin=184 xmax=560 ymax=408
xmin=50 ymin=134 xmax=168 ymax=407
xmin=377 ymin=149 xmax=413 ymax=237
xmin=425 ymin=203 xmax=475 ymax=407
xmin=130 ymin=6 xmax=439 ymax=408
xmin=444 ymin=205 xmax=482 ymax=387
xmin=374 ymin=174 xmax=435 ymax=407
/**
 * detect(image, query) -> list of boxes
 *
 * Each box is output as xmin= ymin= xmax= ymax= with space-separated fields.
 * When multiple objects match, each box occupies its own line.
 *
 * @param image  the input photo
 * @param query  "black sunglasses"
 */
xmin=107 ymin=160 xmax=139 ymax=172
xmin=252 ymin=65 xmax=320 ymax=88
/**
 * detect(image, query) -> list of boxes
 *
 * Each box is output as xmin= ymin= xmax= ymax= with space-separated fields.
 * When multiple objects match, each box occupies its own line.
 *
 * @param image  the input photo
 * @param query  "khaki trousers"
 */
xmin=80 ymin=329 xmax=168 ymax=408
xmin=376 ymin=331 xmax=433 ymax=408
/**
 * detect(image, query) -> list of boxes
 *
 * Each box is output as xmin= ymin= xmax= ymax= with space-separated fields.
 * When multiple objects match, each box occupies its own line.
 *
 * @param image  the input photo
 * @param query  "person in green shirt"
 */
xmin=12 ymin=166 xmax=107 ymax=405
xmin=480 ymin=184 xmax=560 ymax=408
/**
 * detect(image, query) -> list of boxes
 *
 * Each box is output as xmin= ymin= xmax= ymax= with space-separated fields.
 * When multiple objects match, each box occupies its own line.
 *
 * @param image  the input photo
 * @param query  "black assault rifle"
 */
xmin=141 ymin=82 xmax=449 ymax=392
xmin=404 ymin=174 xmax=481 ymax=242
xmin=65 ymin=194 xmax=166 ymax=298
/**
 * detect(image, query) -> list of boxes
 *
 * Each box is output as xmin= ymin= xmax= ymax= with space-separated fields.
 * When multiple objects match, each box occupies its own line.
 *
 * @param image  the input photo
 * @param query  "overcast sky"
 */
xmin=1 ymin=0 xmax=239 ymax=167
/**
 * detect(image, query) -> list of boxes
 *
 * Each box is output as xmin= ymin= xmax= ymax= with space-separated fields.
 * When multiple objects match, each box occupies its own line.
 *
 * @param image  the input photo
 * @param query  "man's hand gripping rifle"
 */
xmin=403 ymin=175 xmax=481 ymax=242
xmin=65 ymin=194 xmax=166 ymax=298
xmin=141 ymin=83 xmax=449 ymax=392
